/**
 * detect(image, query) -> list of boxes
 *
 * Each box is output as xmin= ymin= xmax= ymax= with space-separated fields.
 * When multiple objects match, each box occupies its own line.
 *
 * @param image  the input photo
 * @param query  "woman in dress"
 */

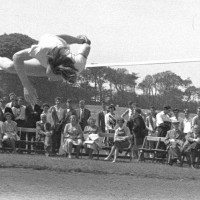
xmin=83 ymin=117 xmax=103 ymax=159
xmin=104 ymin=117 xmax=131 ymax=163
xmin=0 ymin=34 xmax=91 ymax=105
xmin=2 ymin=112 xmax=18 ymax=153
xmin=104 ymin=104 xmax=118 ymax=147
xmin=62 ymin=115 xmax=83 ymax=158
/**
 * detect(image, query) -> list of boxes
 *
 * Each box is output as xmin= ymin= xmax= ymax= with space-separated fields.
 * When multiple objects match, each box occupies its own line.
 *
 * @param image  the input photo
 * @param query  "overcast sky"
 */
xmin=0 ymin=0 xmax=200 ymax=86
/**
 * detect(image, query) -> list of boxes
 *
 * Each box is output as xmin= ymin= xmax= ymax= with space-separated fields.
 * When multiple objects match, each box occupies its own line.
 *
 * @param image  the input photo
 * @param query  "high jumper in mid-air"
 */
xmin=0 ymin=33 xmax=200 ymax=105
xmin=0 ymin=34 xmax=91 ymax=105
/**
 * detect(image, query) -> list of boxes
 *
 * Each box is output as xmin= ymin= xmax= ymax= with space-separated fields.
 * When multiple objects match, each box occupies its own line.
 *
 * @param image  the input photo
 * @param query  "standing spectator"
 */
xmin=170 ymin=108 xmax=183 ymax=129
xmin=4 ymin=93 xmax=16 ymax=117
xmin=156 ymin=105 xmax=171 ymax=137
xmin=2 ymin=112 xmax=18 ymax=153
xmin=146 ymin=106 xmax=157 ymax=136
xmin=121 ymin=101 xmax=134 ymax=120
xmin=59 ymin=99 xmax=77 ymax=155
xmin=12 ymin=97 xmax=26 ymax=127
xmin=131 ymin=108 xmax=146 ymax=157
xmin=36 ymin=114 xmax=53 ymax=156
xmin=0 ymin=98 xmax=5 ymax=122
xmin=76 ymin=100 xmax=91 ymax=131
xmin=105 ymin=104 xmax=117 ymax=133
xmin=164 ymin=119 xmax=185 ymax=166
xmin=25 ymin=100 xmax=43 ymax=152
xmin=41 ymin=103 xmax=52 ymax=124
xmin=51 ymin=97 xmax=65 ymax=154
xmin=62 ymin=115 xmax=83 ymax=159
xmin=192 ymin=107 xmax=200 ymax=128
xmin=63 ymin=99 xmax=77 ymax=125
xmin=97 ymin=100 xmax=107 ymax=133
xmin=180 ymin=109 xmax=192 ymax=136
xmin=25 ymin=101 xmax=43 ymax=128
xmin=5 ymin=93 xmax=17 ymax=108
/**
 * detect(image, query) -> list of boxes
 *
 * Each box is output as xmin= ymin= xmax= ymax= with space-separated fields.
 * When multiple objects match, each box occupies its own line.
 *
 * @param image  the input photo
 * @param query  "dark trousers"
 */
xmin=52 ymin=123 xmax=63 ymax=153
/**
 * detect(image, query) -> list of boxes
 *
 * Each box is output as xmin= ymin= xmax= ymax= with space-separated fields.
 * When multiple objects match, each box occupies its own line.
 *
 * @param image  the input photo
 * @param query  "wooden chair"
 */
xmin=17 ymin=127 xmax=44 ymax=154
xmin=138 ymin=136 xmax=167 ymax=162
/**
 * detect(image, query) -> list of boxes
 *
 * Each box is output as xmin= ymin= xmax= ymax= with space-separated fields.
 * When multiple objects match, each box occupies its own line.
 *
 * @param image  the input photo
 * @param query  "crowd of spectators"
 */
xmin=1 ymin=94 xmax=200 ymax=168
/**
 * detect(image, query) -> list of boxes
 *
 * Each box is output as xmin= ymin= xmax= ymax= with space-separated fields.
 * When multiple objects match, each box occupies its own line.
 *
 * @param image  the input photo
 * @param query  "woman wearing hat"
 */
xmin=104 ymin=117 xmax=132 ymax=162
xmin=2 ymin=112 xmax=19 ymax=153
xmin=164 ymin=119 xmax=185 ymax=166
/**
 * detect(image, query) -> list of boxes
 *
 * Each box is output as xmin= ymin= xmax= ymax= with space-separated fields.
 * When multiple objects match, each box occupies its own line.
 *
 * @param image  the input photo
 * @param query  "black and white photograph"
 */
xmin=0 ymin=0 xmax=200 ymax=199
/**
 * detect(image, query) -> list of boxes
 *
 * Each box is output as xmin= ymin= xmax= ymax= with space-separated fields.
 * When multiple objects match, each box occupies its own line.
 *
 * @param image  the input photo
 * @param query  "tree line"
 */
xmin=0 ymin=33 xmax=199 ymax=112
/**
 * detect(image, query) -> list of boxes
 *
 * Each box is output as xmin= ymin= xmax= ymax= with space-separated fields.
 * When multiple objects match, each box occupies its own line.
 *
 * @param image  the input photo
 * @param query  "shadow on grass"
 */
xmin=0 ymin=153 xmax=199 ymax=182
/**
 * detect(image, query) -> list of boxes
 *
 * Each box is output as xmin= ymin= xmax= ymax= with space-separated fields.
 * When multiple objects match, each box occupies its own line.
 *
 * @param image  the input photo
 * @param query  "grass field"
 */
xmin=0 ymin=105 xmax=199 ymax=200
xmin=1 ymin=153 xmax=200 ymax=200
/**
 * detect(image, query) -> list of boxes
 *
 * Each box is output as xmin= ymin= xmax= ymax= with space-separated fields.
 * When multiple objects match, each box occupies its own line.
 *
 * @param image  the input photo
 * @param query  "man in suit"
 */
xmin=25 ymin=100 xmax=43 ymax=152
xmin=63 ymin=99 xmax=77 ymax=125
xmin=97 ymin=100 xmax=107 ymax=133
xmin=76 ymin=100 xmax=91 ymax=131
xmin=51 ymin=97 xmax=65 ymax=154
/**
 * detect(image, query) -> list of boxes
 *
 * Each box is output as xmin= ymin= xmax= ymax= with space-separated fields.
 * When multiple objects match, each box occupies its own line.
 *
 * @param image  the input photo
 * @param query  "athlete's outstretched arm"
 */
xmin=13 ymin=48 xmax=38 ymax=105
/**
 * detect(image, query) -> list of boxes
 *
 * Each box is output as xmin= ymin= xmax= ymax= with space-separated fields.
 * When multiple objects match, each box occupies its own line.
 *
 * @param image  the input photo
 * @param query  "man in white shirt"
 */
xmin=52 ymin=97 xmax=65 ymax=154
xmin=5 ymin=93 xmax=17 ymax=108
xmin=156 ymin=105 xmax=171 ymax=137
xmin=180 ymin=109 xmax=192 ymax=135
xmin=121 ymin=101 xmax=134 ymax=120
xmin=12 ymin=96 xmax=26 ymax=127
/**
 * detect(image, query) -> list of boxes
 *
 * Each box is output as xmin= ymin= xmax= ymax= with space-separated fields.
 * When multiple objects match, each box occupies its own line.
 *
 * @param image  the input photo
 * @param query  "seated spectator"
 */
xmin=2 ymin=112 xmax=19 ymax=153
xmin=104 ymin=117 xmax=131 ymax=163
xmin=62 ymin=115 xmax=83 ymax=159
xmin=182 ymin=125 xmax=200 ymax=168
xmin=156 ymin=105 xmax=172 ymax=137
xmin=164 ymin=119 xmax=185 ymax=166
xmin=83 ymin=117 xmax=103 ymax=159
xmin=36 ymin=114 xmax=53 ymax=156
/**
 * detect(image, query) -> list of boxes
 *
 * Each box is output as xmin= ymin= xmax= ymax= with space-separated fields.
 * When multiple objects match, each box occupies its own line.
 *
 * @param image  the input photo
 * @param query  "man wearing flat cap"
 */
xmin=164 ymin=119 xmax=185 ymax=166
